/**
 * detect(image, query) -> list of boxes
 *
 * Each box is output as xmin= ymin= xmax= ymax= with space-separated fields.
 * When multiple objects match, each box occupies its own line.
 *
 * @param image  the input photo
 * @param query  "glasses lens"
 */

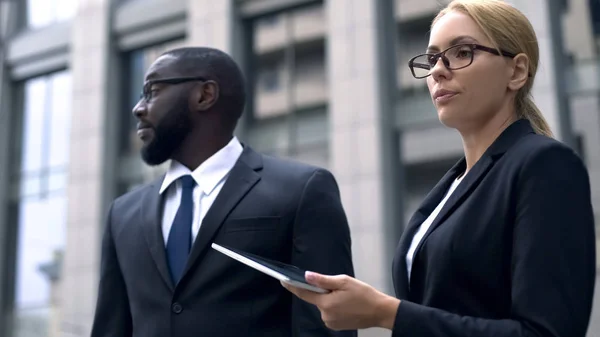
xmin=445 ymin=45 xmax=473 ymax=70
xmin=410 ymin=55 xmax=432 ymax=78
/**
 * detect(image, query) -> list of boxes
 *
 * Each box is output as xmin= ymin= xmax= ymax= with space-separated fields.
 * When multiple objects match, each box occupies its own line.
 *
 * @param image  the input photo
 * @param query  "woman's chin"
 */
xmin=437 ymin=108 xmax=458 ymax=127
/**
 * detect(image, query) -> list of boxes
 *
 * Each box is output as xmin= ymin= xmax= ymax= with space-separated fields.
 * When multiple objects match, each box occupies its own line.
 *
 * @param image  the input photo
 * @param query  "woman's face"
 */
xmin=426 ymin=11 xmax=513 ymax=131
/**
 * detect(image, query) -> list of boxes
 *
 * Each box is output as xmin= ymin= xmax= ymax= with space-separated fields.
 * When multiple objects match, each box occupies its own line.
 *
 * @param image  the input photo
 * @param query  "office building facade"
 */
xmin=0 ymin=0 xmax=599 ymax=336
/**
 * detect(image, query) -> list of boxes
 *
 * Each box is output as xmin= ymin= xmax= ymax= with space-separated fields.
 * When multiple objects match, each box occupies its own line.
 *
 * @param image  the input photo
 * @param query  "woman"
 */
xmin=282 ymin=0 xmax=596 ymax=336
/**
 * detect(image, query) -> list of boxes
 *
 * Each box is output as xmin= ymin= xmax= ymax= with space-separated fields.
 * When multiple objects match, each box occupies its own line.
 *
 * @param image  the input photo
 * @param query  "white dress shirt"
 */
xmin=159 ymin=137 xmax=243 ymax=246
xmin=406 ymin=174 xmax=465 ymax=281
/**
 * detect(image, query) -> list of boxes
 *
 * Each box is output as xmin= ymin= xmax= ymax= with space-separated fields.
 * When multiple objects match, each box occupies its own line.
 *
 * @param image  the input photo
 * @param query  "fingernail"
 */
xmin=305 ymin=271 xmax=316 ymax=281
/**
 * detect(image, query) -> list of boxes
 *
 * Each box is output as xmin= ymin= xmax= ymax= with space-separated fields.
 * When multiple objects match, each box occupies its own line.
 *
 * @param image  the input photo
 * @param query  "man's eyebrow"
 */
xmin=426 ymin=35 xmax=480 ymax=53
xmin=144 ymin=72 xmax=158 ymax=82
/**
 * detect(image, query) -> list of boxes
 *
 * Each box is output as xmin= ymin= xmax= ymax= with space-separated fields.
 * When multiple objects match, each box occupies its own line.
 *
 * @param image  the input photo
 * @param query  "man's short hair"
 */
xmin=162 ymin=47 xmax=247 ymax=126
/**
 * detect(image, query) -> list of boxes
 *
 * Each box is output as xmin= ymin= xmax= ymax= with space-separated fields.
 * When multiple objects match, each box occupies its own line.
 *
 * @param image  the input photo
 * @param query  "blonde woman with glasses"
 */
xmin=283 ymin=1 xmax=596 ymax=336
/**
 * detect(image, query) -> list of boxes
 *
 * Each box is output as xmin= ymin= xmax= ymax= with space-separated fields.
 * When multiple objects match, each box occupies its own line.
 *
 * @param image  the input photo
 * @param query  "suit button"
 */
xmin=172 ymin=303 xmax=183 ymax=314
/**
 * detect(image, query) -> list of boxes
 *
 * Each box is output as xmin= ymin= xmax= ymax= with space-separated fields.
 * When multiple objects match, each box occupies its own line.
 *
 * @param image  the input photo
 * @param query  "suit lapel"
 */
xmin=394 ymin=159 xmax=464 ymax=298
xmin=141 ymin=177 xmax=175 ymax=291
xmin=180 ymin=147 xmax=263 ymax=281
xmin=394 ymin=221 xmax=420 ymax=299
xmin=407 ymin=119 xmax=535 ymax=285
xmin=410 ymin=154 xmax=493 ymax=278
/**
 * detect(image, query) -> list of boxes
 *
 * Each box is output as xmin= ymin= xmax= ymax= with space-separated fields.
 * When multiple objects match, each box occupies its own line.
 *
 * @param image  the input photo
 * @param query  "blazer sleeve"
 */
xmin=90 ymin=202 xmax=133 ymax=337
xmin=290 ymin=169 xmax=358 ymax=337
xmin=391 ymin=144 xmax=596 ymax=337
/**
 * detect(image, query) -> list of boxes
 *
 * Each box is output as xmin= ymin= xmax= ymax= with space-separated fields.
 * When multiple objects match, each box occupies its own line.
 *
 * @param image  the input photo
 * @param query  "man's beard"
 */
xmin=141 ymin=103 xmax=192 ymax=166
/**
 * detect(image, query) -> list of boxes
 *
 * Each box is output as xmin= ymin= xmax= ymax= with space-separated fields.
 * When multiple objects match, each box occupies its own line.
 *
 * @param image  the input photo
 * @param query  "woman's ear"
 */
xmin=508 ymin=53 xmax=529 ymax=91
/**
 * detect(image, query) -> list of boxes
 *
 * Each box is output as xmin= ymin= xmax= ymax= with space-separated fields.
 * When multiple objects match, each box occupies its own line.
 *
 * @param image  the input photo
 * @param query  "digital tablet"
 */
xmin=211 ymin=243 xmax=329 ymax=294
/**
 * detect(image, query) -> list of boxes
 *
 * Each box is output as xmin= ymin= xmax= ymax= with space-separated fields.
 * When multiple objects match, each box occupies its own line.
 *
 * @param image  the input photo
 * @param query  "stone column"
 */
xmin=0 ymin=1 xmax=19 ymax=335
xmin=511 ymin=0 xmax=573 ymax=144
xmin=187 ymin=0 xmax=234 ymax=53
xmin=327 ymin=0 xmax=402 ymax=336
xmin=60 ymin=0 xmax=112 ymax=335
xmin=187 ymin=0 xmax=250 ymax=138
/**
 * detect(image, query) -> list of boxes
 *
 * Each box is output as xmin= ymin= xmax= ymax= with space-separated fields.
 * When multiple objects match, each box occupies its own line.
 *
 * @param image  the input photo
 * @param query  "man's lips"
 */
xmin=137 ymin=127 xmax=154 ymax=141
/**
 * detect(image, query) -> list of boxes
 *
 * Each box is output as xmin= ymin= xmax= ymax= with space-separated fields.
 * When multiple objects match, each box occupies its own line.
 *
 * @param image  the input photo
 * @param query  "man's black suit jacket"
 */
xmin=90 ymin=146 xmax=357 ymax=337
xmin=391 ymin=119 xmax=596 ymax=336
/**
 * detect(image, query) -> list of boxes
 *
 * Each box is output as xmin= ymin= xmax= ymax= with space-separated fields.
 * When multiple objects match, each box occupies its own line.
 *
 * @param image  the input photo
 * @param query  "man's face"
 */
xmin=132 ymin=55 xmax=192 ymax=166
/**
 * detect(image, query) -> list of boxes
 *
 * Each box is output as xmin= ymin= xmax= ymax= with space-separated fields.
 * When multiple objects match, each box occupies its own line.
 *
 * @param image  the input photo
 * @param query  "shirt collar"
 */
xmin=159 ymin=137 xmax=243 ymax=195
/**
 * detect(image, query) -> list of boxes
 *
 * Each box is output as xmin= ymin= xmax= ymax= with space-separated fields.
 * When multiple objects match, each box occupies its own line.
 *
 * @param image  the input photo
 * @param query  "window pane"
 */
xmin=14 ymin=195 xmax=66 ymax=335
xmin=120 ymin=49 xmax=145 ymax=158
xmin=248 ymin=4 xmax=329 ymax=163
xmin=27 ymin=0 xmax=55 ymax=28
xmin=27 ymin=0 xmax=77 ymax=28
xmin=21 ymin=78 xmax=48 ymax=173
xmin=19 ymin=176 xmax=42 ymax=198
xmin=48 ymin=72 xmax=72 ymax=168
xmin=55 ymin=0 xmax=78 ymax=22
xmin=48 ymin=171 xmax=67 ymax=192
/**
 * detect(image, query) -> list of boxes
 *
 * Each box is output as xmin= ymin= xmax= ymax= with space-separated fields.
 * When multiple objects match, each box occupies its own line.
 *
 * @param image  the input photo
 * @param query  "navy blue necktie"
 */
xmin=166 ymin=175 xmax=196 ymax=284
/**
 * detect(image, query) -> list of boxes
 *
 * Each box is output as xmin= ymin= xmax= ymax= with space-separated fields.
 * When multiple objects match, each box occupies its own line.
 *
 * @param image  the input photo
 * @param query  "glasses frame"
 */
xmin=139 ymin=76 xmax=208 ymax=102
xmin=408 ymin=43 xmax=517 ymax=79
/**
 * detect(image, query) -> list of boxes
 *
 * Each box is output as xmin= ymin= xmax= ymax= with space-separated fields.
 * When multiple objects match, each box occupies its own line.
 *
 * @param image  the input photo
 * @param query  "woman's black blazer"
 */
xmin=392 ymin=119 xmax=596 ymax=337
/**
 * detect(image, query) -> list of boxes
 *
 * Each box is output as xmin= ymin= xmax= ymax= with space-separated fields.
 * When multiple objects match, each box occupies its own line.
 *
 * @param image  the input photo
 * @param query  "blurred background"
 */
xmin=0 ymin=0 xmax=598 ymax=336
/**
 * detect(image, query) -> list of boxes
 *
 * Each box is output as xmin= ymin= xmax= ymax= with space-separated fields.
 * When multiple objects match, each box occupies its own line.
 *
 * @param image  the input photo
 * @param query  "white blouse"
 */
xmin=405 ymin=174 xmax=465 ymax=282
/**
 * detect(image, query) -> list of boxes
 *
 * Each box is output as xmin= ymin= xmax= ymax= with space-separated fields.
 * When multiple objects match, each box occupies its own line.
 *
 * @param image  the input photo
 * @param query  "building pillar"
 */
xmin=187 ymin=0 xmax=250 ymax=137
xmin=0 ymin=1 xmax=20 ymax=335
xmin=512 ymin=0 xmax=574 ymax=145
xmin=187 ymin=0 xmax=235 ymax=53
xmin=327 ymin=0 xmax=402 ymax=335
xmin=60 ymin=0 xmax=113 ymax=335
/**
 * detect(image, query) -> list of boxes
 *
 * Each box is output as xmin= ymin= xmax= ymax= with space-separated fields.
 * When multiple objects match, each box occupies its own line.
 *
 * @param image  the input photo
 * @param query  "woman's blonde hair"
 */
xmin=432 ymin=0 xmax=553 ymax=137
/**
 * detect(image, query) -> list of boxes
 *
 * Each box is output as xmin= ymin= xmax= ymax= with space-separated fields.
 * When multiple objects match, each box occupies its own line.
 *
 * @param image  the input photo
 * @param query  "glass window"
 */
xmin=20 ymin=78 xmax=47 ymax=174
xmin=261 ymin=68 xmax=280 ymax=92
xmin=248 ymin=4 xmax=329 ymax=166
xmin=27 ymin=0 xmax=78 ymax=29
xmin=11 ymin=70 xmax=71 ymax=337
xmin=47 ymin=73 xmax=72 ymax=168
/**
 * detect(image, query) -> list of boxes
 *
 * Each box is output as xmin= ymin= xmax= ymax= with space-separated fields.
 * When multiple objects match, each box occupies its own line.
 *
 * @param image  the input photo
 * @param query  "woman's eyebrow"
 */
xmin=426 ymin=35 xmax=480 ymax=52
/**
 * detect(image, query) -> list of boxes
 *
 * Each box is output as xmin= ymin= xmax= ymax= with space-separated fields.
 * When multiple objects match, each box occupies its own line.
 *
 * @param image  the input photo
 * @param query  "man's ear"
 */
xmin=507 ymin=53 xmax=529 ymax=91
xmin=191 ymin=80 xmax=219 ymax=111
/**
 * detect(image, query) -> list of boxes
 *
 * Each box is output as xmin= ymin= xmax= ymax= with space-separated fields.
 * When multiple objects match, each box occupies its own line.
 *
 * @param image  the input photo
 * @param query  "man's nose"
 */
xmin=132 ymin=99 xmax=146 ymax=118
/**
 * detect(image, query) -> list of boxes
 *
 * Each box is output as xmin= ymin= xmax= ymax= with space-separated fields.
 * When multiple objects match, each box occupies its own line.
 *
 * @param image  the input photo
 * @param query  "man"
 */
xmin=90 ymin=47 xmax=356 ymax=337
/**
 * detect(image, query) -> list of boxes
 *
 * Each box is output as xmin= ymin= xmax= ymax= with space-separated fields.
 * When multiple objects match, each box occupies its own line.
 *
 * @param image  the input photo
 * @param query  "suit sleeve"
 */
xmin=391 ymin=144 xmax=596 ymax=337
xmin=90 ymin=202 xmax=133 ymax=337
xmin=291 ymin=169 xmax=358 ymax=337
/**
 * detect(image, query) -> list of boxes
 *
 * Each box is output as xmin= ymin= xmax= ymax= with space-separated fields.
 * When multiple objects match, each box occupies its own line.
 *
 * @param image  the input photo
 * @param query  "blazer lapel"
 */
xmin=141 ymin=177 xmax=174 ymax=291
xmin=180 ymin=147 xmax=263 ymax=281
xmin=393 ymin=221 xmax=420 ymax=299
xmin=394 ymin=159 xmax=464 ymax=298
xmin=410 ymin=155 xmax=493 ymax=275
xmin=408 ymin=119 xmax=536 ymax=282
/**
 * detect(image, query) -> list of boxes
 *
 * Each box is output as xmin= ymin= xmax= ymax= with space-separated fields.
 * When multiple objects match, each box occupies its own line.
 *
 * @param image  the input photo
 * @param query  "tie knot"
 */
xmin=179 ymin=175 xmax=196 ymax=189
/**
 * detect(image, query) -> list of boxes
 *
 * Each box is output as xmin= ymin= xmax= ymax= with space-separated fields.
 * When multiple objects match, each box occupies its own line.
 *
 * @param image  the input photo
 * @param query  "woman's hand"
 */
xmin=281 ymin=271 xmax=400 ymax=331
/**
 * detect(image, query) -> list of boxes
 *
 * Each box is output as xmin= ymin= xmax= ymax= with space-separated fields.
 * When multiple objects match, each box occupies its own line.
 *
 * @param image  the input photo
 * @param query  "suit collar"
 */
xmin=409 ymin=118 xmax=534 ymax=220
xmin=142 ymin=145 xmax=263 ymax=291
xmin=159 ymin=137 xmax=244 ymax=195
xmin=395 ymin=118 xmax=534 ymax=297
xmin=483 ymin=118 xmax=534 ymax=158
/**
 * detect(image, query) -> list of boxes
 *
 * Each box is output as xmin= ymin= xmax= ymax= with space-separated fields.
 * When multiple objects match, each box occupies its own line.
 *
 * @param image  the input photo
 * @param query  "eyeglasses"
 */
xmin=140 ymin=76 xmax=207 ymax=102
xmin=408 ymin=43 xmax=517 ymax=79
